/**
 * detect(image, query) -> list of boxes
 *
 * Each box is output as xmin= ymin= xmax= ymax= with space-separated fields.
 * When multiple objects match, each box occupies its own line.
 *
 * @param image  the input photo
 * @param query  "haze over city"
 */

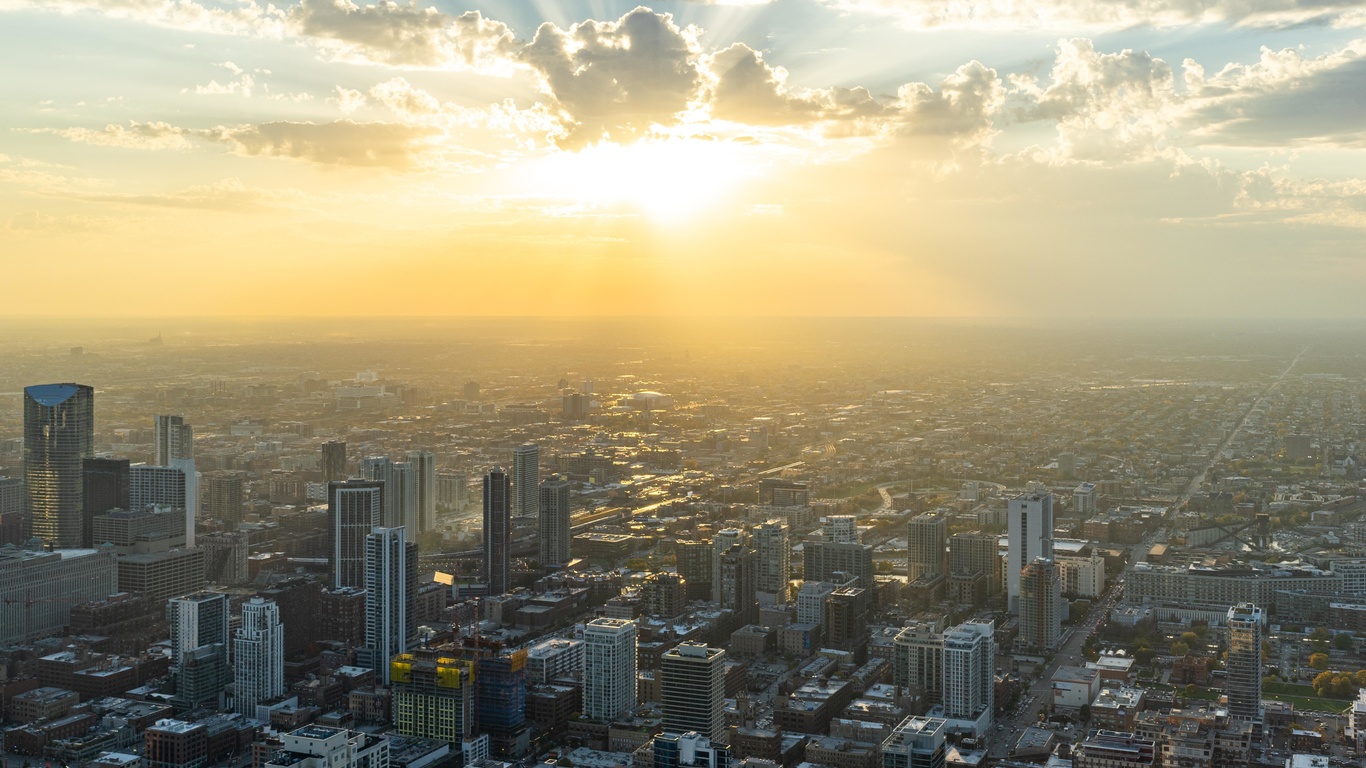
xmin=4 ymin=0 xmax=1366 ymax=314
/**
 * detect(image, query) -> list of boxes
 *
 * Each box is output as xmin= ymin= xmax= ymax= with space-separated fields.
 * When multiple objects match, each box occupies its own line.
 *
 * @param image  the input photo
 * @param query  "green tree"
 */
xmin=1170 ymin=641 xmax=1189 ymax=657
xmin=1180 ymin=631 xmax=1200 ymax=646
xmin=1334 ymin=632 xmax=1356 ymax=652
xmin=1309 ymin=653 xmax=1329 ymax=671
xmin=1080 ymin=704 xmax=1092 ymax=723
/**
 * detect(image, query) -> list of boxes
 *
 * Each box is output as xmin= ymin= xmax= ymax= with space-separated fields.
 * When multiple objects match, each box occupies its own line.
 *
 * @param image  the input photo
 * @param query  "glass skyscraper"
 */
xmin=24 ymin=383 xmax=94 ymax=547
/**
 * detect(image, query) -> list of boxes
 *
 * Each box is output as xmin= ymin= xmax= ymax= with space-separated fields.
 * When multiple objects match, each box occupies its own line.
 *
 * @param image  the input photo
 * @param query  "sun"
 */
xmin=524 ymin=137 xmax=769 ymax=224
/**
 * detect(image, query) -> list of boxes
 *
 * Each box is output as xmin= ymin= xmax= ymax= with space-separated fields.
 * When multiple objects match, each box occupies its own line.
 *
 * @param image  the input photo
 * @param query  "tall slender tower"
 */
xmin=483 ymin=468 xmax=512 ymax=595
xmin=407 ymin=450 xmax=436 ymax=533
xmin=364 ymin=526 xmax=417 ymax=684
xmin=1008 ymin=493 xmax=1054 ymax=613
xmin=360 ymin=456 xmax=395 ymax=526
xmin=512 ymin=444 xmax=539 ymax=518
xmin=1225 ymin=603 xmax=1264 ymax=724
xmin=154 ymin=415 xmax=193 ymax=465
xmin=24 ymin=383 xmax=95 ymax=547
xmin=1019 ymin=558 xmax=1061 ymax=650
xmin=391 ymin=461 xmax=417 ymax=533
xmin=583 ymin=617 xmax=638 ymax=721
xmin=329 ymin=480 xmax=383 ymax=589
xmin=321 ymin=441 xmax=348 ymax=483
xmin=754 ymin=520 xmax=790 ymax=603
xmin=538 ymin=476 xmax=572 ymax=568
xmin=234 ymin=597 xmax=285 ymax=713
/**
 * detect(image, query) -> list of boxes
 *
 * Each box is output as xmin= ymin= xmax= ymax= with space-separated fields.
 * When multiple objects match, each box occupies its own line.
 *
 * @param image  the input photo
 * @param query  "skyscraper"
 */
xmin=583 ymin=617 xmax=638 ymax=721
xmin=483 ymin=468 xmax=512 ymax=595
xmin=234 ymin=597 xmax=285 ymax=713
xmin=360 ymin=456 xmax=394 ymax=525
xmin=329 ymin=480 xmax=383 ymax=589
xmin=82 ymin=457 xmax=129 ymax=548
xmin=907 ymin=512 xmax=947 ymax=581
xmin=154 ymin=415 xmax=193 ymax=465
xmin=1225 ymin=603 xmax=1264 ymax=723
xmin=718 ymin=544 xmax=759 ymax=625
xmin=754 ymin=519 xmax=790 ymax=603
xmin=893 ymin=620 xmax=943 ymax=703
xmin=826 ymin=515 xmax=858 ymax=543
xmin=322 ymin=441 xmax=348 ymax=483
xmin=940 ymin=620 xmax=994 ymax=732
xmin=512 ymin=444 xmax=539 ymax=518
xmin=475 ymin=647 xmax=530 ymax=757
xmin=363 ymin=526 xmax=416 ymax=684
xmin=203 ymin=470 xmax=246 ymax=529
xmin=711 ymin=528 xmax=745 ymax=603
xmin=676 ymin=540 xmax=713 ymax=602
xmin=166 ymin=591 xmax=230 ymax=667
xmin=407 ymin=450 xmax=436 ymax=533
xmin=1019 ymin=558 xmax=1061 ymax=650
xmin=539 ymin=476 xmax=572 ymax=568
xmin=391 ymin=461 xmax=417 ymax=532
xmin=1008 ymin=493 xmax=1054 ymax=612
xmin=660 ymin=642 xmax=726 ymax=742
xmin=130 ymin=460 xmax=198 ymax=546
xmin=24 ymin=383 xmax=95 ymax=547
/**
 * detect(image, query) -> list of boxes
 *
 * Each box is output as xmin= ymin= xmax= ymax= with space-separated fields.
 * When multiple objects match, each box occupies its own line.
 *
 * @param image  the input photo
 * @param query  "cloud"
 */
xmin=520 ymin=7 xmax=705 ymax=147
xmin=823 ymin=0 xmax=1366 ymax=31
xmin=202 ymin=119 xmax=441 ymax=168
xmin=896 ymin=60 xmax=1004 ymax=144
xmin=192 ymin=73 xmax=256 ymax=96
xmin=289 ymin=0 xmax=516 ymax=71
xmin=707 ymin=43 xmax=887 ymax=127
xmin=34 ymin=121 xmax=193 ymax=150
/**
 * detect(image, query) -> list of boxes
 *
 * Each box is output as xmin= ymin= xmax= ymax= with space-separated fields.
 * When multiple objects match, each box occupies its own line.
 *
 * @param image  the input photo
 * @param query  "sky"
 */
xmin=2 ymin=0 xmax=1365 ymax=317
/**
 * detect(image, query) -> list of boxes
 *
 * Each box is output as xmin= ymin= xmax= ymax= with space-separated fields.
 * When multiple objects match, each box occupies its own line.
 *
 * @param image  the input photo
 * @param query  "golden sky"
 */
xmin=3 ymin=0 xmax=1366 ymax=316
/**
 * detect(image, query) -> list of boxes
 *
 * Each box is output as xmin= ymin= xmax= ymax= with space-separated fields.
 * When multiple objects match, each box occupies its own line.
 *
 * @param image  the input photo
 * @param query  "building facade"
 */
xmin=25 ymin=383 xmax=95 ymax=547
xmin=583 ymin=617 xmax=638 ymax=721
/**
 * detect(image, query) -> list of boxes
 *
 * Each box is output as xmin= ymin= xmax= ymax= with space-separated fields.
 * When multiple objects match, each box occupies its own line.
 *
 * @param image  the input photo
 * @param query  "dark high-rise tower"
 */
xmin=538 ymin=476 xmax=572 ymax=568
xmin=321 ymin=441 xmax=348 ymax=483
xmin=483 ymin=468 xmax=512 ymax=595
xmin=329 ymin=480 xmax=384 ymax=589
xmin=25 ymin=383 xmax=95 ymax=547
xmin=82 ymin=457 xmax=129 ymax=548
xmin=512 ymin=444 xmax=539 ymax=518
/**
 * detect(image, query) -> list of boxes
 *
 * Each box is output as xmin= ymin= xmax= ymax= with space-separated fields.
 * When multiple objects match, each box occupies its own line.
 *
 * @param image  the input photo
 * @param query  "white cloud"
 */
xmin=34 ymin=121 xmax=193 ymax=150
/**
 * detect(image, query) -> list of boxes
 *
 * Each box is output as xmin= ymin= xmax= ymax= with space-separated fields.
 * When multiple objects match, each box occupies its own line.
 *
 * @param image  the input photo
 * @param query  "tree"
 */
xmin=1354 ymin=669 xmax=1366 ymax=688
xmin=1309 ymin=653 xmax=1330 ymax=671
xmin=1171 ymin=641 xmax=1190 ymax=657
xmin=1135 ymin=647 xmax=1156 ymax=665
xmin=1334 ymin=632 xmax=1356 ymax=652
xmin=1180 ymin=631 xmax=1201 ymax=646
xmin=1080 ymin=704 xmax=1092 ymax=723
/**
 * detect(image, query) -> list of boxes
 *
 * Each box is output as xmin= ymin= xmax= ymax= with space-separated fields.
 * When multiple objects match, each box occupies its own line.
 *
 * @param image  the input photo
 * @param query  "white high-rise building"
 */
xmin=826 ymin=515 xmax=858 ymax=543
xmin=882 ymin=716 xmax=947 ymax=768
xmin=525 ymin=638 xmax=585 ymax=684
xmin=512 ymin=444 xmax=540 ymax=518
xmin=407 ymin=450 xmax=436 ymax=533
xmin=583 ymin=617 xmax=637 ymax=721
xmin=754 ymin=520 xmax=790 ymax=603
xmin=1073 ymin=483 xmax=1097 ymax=516
xmin=797 ymin=581 xmax=837 ymax=626
xmin=1008 ymin=493 xmax=1054 ymax=613
xmin=364 ymin=526 xmax=415 ymax=684
xmin=130 ymin=460 xmax=198 ymax=546
xmin=940 ymin=620 xmax=994 ymax=733
xmin=166 ymin=591 xmax=229 ymax=667
xmin=234 ymin=597 xmax=285 ymax=713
